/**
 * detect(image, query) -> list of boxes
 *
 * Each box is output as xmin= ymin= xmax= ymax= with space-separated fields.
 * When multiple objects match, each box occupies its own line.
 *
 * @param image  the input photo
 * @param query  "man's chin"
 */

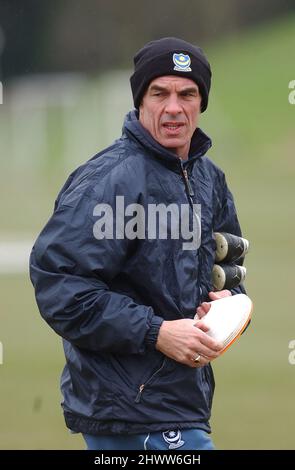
xmin=159 ymin=137 xmax=183 ymax=149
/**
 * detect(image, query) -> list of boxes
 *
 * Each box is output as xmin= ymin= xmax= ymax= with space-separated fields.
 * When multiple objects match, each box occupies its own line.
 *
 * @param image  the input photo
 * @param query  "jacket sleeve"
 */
xmin=29 ymin=180 xmax=163 ymax=355
xmin=213 ymin=170 xmax=246 ymax=296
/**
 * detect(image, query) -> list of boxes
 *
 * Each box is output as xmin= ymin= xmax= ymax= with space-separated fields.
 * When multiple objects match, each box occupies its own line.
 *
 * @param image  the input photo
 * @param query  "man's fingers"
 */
xmin=194 ymin=319 xmax=209 ymax=332
xmin=196 ymin=302 xmax=211 ymax=317
xmin=208 ymin=289 xmax=231 ymax=300
xmin=156 ymin=318 xmax=223 ymax=368
xmin=196 ymin=292 xmax=231 ymax=319
xmin=192 ymin=344 xmax=220 ymax=360
xmin=194 ymin=321 xmax=223 ymax=352
xmin=190 ymin=355 xmax=210 ymax=368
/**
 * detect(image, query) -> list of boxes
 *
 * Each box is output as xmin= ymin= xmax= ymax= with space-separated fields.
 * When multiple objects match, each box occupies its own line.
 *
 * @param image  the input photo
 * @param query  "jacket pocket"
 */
xmin=135 ymin=356 xmax=168 ymax=403
xmin=107 ymin=350 xmax=165 ymax=399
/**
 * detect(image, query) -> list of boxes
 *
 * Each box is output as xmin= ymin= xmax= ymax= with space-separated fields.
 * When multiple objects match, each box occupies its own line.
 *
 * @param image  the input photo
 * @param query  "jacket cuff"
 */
xmin=145 ymin=315 xmax=164 ymax=349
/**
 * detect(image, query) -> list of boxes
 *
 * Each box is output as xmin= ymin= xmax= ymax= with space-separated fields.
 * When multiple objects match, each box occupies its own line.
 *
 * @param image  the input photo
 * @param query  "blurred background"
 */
xmin=0 ymin=0 xmax=294 ymax=449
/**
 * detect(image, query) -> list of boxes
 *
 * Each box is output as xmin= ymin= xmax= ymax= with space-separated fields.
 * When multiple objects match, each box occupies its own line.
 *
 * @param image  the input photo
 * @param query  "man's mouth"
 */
xmin=162 ymin=122 xmax=184 ymax=133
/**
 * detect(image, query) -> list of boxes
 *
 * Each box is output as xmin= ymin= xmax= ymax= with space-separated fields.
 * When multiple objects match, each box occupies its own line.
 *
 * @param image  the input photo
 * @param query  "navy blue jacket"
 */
xmin=30 ymin=111 xmax=245 ymax=435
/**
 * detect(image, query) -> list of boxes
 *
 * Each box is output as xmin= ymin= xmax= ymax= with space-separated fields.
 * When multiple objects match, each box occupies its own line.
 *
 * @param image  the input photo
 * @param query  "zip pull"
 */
xmin=182 ymin=168 xmax=194 ymax=197
xmin=135 ymin=384 xmax=145 ymax=403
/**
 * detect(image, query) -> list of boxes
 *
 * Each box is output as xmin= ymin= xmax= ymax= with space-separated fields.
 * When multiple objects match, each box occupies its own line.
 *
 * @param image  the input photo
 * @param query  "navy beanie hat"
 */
xmin=130 ymin=37 xmax=212 ymax=112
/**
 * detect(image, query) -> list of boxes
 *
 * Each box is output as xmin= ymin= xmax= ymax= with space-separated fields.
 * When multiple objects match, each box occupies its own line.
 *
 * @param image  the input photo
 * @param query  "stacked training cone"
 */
xmin=212 ymin=232 xmax=249 ymax=291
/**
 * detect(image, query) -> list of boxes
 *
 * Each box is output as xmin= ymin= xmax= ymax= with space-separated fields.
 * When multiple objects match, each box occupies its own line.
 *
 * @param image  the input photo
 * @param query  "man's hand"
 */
xmin=195 ymin=289 xmax=232 ymax=319
xmin=155 ymin=318 xmax=223 ymax=368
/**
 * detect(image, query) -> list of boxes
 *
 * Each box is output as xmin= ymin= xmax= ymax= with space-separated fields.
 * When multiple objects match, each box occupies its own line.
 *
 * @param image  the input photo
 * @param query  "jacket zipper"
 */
xmin=179 ymin=161 xmax=201 ymax=229
xmin=135 ymin=358 xmax=167 ymax=403
xmin=180 ymin=161 xmax=204 ymax=304
xmin=181 ymin=167 xmax=194 ymax=198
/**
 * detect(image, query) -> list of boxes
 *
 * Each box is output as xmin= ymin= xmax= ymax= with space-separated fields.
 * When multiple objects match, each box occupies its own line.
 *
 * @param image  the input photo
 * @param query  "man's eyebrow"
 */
xmin=149 ymin=84 xmax=168 ymax=92
xmin=179 ymin=86 xmax=199 ymax=94
xmin=149 ymin=84 xmax=199 ymax=93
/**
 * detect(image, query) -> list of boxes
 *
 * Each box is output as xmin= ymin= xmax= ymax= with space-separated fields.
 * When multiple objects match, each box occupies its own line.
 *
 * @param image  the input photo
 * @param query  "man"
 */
xmin=30 ymin=37 xmax=246 ymax=450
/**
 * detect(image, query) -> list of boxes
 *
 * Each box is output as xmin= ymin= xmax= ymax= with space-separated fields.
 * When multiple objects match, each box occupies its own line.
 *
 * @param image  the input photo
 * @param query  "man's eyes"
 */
xmin=181 ymin=91 xmax=197 ymax=97
xmin=151 ymin=91 xmax=166 ymax=97
xmin=151 ymin=91 xmax=197 ymax=98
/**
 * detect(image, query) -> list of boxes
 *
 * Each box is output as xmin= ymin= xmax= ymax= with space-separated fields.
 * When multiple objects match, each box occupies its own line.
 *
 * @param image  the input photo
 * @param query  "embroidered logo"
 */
xmin=162 ymin=429 xmax=185 ymax=449
xmin=173 ymin=53 xmax=192 ymax=72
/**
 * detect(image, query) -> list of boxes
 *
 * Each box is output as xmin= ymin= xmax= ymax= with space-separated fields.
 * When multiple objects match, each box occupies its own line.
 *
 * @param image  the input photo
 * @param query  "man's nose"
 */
xmin=164 ymin=94 xmax=182 ymax=115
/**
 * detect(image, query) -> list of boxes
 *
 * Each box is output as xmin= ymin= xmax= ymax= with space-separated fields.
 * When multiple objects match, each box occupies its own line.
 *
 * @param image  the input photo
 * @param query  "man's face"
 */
xmin=139 ymin=75 xmax=202 ymax=160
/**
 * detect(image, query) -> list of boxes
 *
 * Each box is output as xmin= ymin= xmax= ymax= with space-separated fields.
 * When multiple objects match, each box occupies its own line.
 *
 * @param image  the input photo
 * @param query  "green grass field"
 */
xmin=0 ymin=15 xmax=294 ymax=449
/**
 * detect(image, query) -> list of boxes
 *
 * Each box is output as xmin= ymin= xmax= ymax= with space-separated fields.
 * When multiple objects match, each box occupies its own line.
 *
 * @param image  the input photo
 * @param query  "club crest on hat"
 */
xmin=173 ymin=53 xmax=192 ymax=72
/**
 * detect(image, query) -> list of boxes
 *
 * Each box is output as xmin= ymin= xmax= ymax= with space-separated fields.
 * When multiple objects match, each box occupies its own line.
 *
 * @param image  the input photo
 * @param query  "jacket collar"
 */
xmin=123 ymin=110 xmax=212 ymax=170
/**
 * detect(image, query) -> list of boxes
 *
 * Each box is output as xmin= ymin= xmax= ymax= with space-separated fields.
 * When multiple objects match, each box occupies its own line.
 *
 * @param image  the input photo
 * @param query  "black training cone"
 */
xmin=214 ymin=232 xmax=249 ymax=263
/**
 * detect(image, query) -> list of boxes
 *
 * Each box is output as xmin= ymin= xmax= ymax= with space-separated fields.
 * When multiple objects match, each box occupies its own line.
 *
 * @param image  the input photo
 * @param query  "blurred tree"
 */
xmin=0 ymin=0 xmax=57 ymax=77
xmin=0 ymin=0 xmax=294 ymax=78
